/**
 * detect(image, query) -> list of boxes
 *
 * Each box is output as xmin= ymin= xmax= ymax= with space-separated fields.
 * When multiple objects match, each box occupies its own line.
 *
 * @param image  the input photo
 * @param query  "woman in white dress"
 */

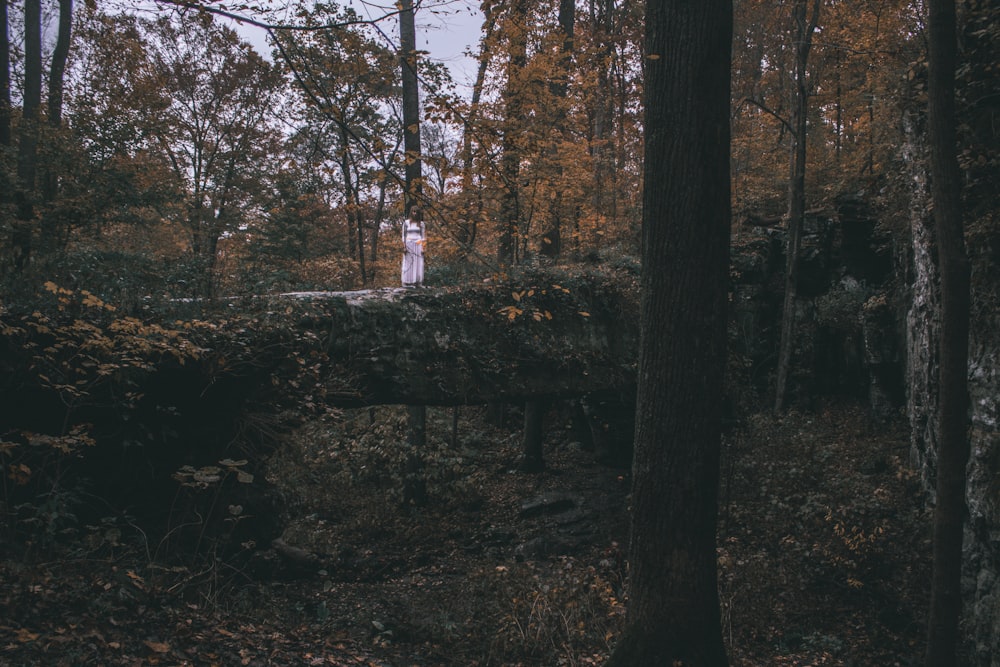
xmin=401 ymin=207 xmax=425 ymax=287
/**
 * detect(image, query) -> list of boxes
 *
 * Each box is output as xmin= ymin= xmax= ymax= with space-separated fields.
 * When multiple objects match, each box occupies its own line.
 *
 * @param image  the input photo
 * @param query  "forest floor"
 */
xmin=1 ymin=398 xmax=935 ymax=666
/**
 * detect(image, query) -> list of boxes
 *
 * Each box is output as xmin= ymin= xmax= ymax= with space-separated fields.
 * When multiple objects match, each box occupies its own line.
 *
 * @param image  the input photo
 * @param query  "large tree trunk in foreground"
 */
xmin=924 ymin=0 xmax=971 ymax=663
xmin=605 ymin=0 xmax=731 ymax=664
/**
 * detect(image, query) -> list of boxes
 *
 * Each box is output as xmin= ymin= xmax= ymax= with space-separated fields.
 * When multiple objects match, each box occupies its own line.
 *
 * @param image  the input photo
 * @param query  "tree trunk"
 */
xmin=402 ymin=404 xmax=428 ymax=506
xmin=399 ymin=0 xmax=422 ymax=217
xmin=338 ymin=125 xmax=365 ymax=284
xmin=605 ymin=0 xmax=731 ymax=663
xmin=924 ymin=0 xmax=971 ymax=662
xmin=0 ymin=0 xmax=10 ymax=275
xmin=12 ymin=0 xmax=42 ymax=272
xmin=399 ymin=0 xmax=427 ymax=491
xmin=589 ymin=0 xmax=616 ymax=229
xmin=773 ymin=0 xmax=820 ymax=413
xmin=0 ymin=0 xmax=10 ymax=148
xmin=498 ymin=0 xmax=528 ymax=267
xmin=458 ymin=8 xmax=496 ymax=255
xmin=38 ymin=0 xmax=73 ymax=257
xmin=542 ymin=0 xmax=575 ymax=260
xmin=520 ymin=399 xmax=547 ymax=472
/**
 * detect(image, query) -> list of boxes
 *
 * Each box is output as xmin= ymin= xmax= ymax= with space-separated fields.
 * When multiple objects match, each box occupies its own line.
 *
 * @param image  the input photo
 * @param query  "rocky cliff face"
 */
xmin=732 ymin=108 xmax=998 ymax=659
xmin=899 ymin=2 xmax=1000 ymax=659
xmin=964 ymin=244 xmax=1000 ymax=665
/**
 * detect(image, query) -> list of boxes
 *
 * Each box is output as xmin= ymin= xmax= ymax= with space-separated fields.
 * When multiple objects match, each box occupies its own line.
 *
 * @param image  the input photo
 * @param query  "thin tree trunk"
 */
xmin=924 ymin=0 xmax=971 ymax=662
xmin=774 ymin=0 xmax=820 ymax=413
xmin=399 ymin=0 xmax=422 ymax=217
xmin=458 ymin=7 xmax=496 ymax=255
xmin=13 ymin=0 xmax=42 ymax=272
xmin=520 ymin=399 xmax=547 ymax=472
xmin=38 ymin=0 xmax=73 ymax=256
xmin=399 ymin=0 xmax=428 ymax=496
xmin=402 ymin=405 xmax=428 ymax=506
xmin=0 ymin=0 xmax=10 ymax=149
xmin=542 ymin=0 xmax=575 ymax=259
xmin=337 ymin=126 xmax=366 ymax=284
xmin=498 ymin=0 xmax=528 ymax=267
xmin=589 ymin=0 xmax=615 ymax=228
xmin=0 ymin=0 xmax=10 ymax=275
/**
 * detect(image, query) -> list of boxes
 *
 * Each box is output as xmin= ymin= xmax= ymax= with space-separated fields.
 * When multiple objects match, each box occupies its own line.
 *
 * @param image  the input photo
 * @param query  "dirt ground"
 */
xmin=1 ymin=398 xmax=934 ymax=666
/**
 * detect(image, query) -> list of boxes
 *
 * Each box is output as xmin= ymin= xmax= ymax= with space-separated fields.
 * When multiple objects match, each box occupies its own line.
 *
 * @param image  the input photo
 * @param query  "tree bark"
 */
xmin=773 ymin=0 xmax=820 ymax=413
xmin=497 ymin=0 xmax=528 ymax=267
xmin=924 ymin=0 xmax=971 ymax=662
xmin=0 ymin=0 xmax=10 ymax=275
xmin=605 ymin=0 xmax=731 ymax=663
xmin=0 ymin=0 xmax=10 ymax=148
xmin=399 ymin=0 xmax=422 ymax=217
xmin=541 ymin=0 xmax=576 ymax=259
xmin=520 ymin=399 xmax=547 ymax=472
xmin=12 ymin=0 xmax=43 ymax=272
xmin=458 ymin=8 xmax=496 ymax=255
xmin=589 ymin=0 xmax=616 ymax=227
xmin=402 ymin=404 xmax=428 ymax=506
xmin=39 ymin=0 xmax=73 ymax=256
xmin=399 ymin=0 xmax=427 ymax=495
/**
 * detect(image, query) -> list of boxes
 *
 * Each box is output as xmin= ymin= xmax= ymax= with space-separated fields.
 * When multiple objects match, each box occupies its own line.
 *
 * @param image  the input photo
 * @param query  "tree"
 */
xmin=496 ymin=0 xmax=529 ymax=267
xmin=605 ymin=0 xmax=731 ymax=663
xmin=773 ymin=0 xmax=820 ymax=413
xmin=924 ymin=0 xmax=971 ymax=662
xmin=38 ymin=0 xmax=73 ymax=256
xmin=1 ymin=0 xmax=10 ymax=148
xmin=142 ymin=15 xmax=285 ymax=295
xmin=11 ymin=0 xmax=42 ymax=272
xmin=271 ymin=2 xmax=405 ymax=287
xmin=399 ymin=0 xmax=428 ymax=505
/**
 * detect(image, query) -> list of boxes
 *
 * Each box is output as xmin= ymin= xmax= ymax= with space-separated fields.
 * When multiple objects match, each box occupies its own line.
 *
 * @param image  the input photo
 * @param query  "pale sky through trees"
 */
xmin=230 ymin=0 xmax=483 ymax=90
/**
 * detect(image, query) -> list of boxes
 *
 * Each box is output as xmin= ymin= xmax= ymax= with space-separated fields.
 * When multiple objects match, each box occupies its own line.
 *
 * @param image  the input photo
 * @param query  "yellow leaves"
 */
xmin=8 ymin=463 xmax=32 ymax=486
xmin=498 ymin=305 xmax=523 ymax=321
xmin=144 ymin=639 xmax=171 ymax=654
xmin=43 ymin=281 xmax=73 ymax=296
xmin=81 ymin=290 xmax=115 ymax=312
xmin=16 ymin=628 xmax=40 ymax=643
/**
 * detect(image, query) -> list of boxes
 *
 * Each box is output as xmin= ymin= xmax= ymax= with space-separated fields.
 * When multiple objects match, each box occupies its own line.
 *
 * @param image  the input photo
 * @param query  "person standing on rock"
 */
xmin=402 ymin=207 xmax=425 ymax=287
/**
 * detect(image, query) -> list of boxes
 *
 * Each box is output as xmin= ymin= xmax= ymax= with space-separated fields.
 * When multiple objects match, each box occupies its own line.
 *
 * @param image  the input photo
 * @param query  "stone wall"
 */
xmin=900 ymin=20 xmax=1000 ymax=657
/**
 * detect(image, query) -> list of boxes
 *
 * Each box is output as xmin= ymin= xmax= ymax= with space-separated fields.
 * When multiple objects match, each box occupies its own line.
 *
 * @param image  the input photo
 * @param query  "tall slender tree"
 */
xmin=773 ymin=0 xmax=820 ymax=413
xmin=605 ymin=0 xmax=731 ymax=663
xmin=399 ymin=0 xmax=428 ymax=505
xmin=924 ymin=0 xmax=971 ymax=662
xmin=12 ymin=0 xmax=42 ymax=271
xmin=497 ymin=0 xmax=529 ymax=267
xmin=0 ymin=0 xmax=10 ymax=149
xmin=42 ymin=0 xmax=73 ymax=206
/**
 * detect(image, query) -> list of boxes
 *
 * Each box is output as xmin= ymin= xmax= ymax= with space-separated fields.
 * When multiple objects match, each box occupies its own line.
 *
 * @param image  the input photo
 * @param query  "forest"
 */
xmin=0 ymin=0 xmax=998 ymax=664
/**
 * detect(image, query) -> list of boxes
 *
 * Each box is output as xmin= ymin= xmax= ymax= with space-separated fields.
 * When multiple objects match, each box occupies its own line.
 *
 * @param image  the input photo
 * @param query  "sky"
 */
xmin=231 ymin=0 xmax=484 ymax=92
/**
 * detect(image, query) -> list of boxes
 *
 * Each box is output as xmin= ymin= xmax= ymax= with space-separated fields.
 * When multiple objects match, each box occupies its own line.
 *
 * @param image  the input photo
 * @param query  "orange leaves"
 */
xmin=15 ymin=628 xmax=40 ymax=643
xmin=144 ymin=639 xmax=171 ymax=653
xmin=498 ymin=285 xmax=572 ymax=323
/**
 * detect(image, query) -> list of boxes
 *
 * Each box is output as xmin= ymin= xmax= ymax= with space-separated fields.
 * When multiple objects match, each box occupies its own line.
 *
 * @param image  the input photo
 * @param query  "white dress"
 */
xmin=401 ymin=219 xmax=425 ymax=286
